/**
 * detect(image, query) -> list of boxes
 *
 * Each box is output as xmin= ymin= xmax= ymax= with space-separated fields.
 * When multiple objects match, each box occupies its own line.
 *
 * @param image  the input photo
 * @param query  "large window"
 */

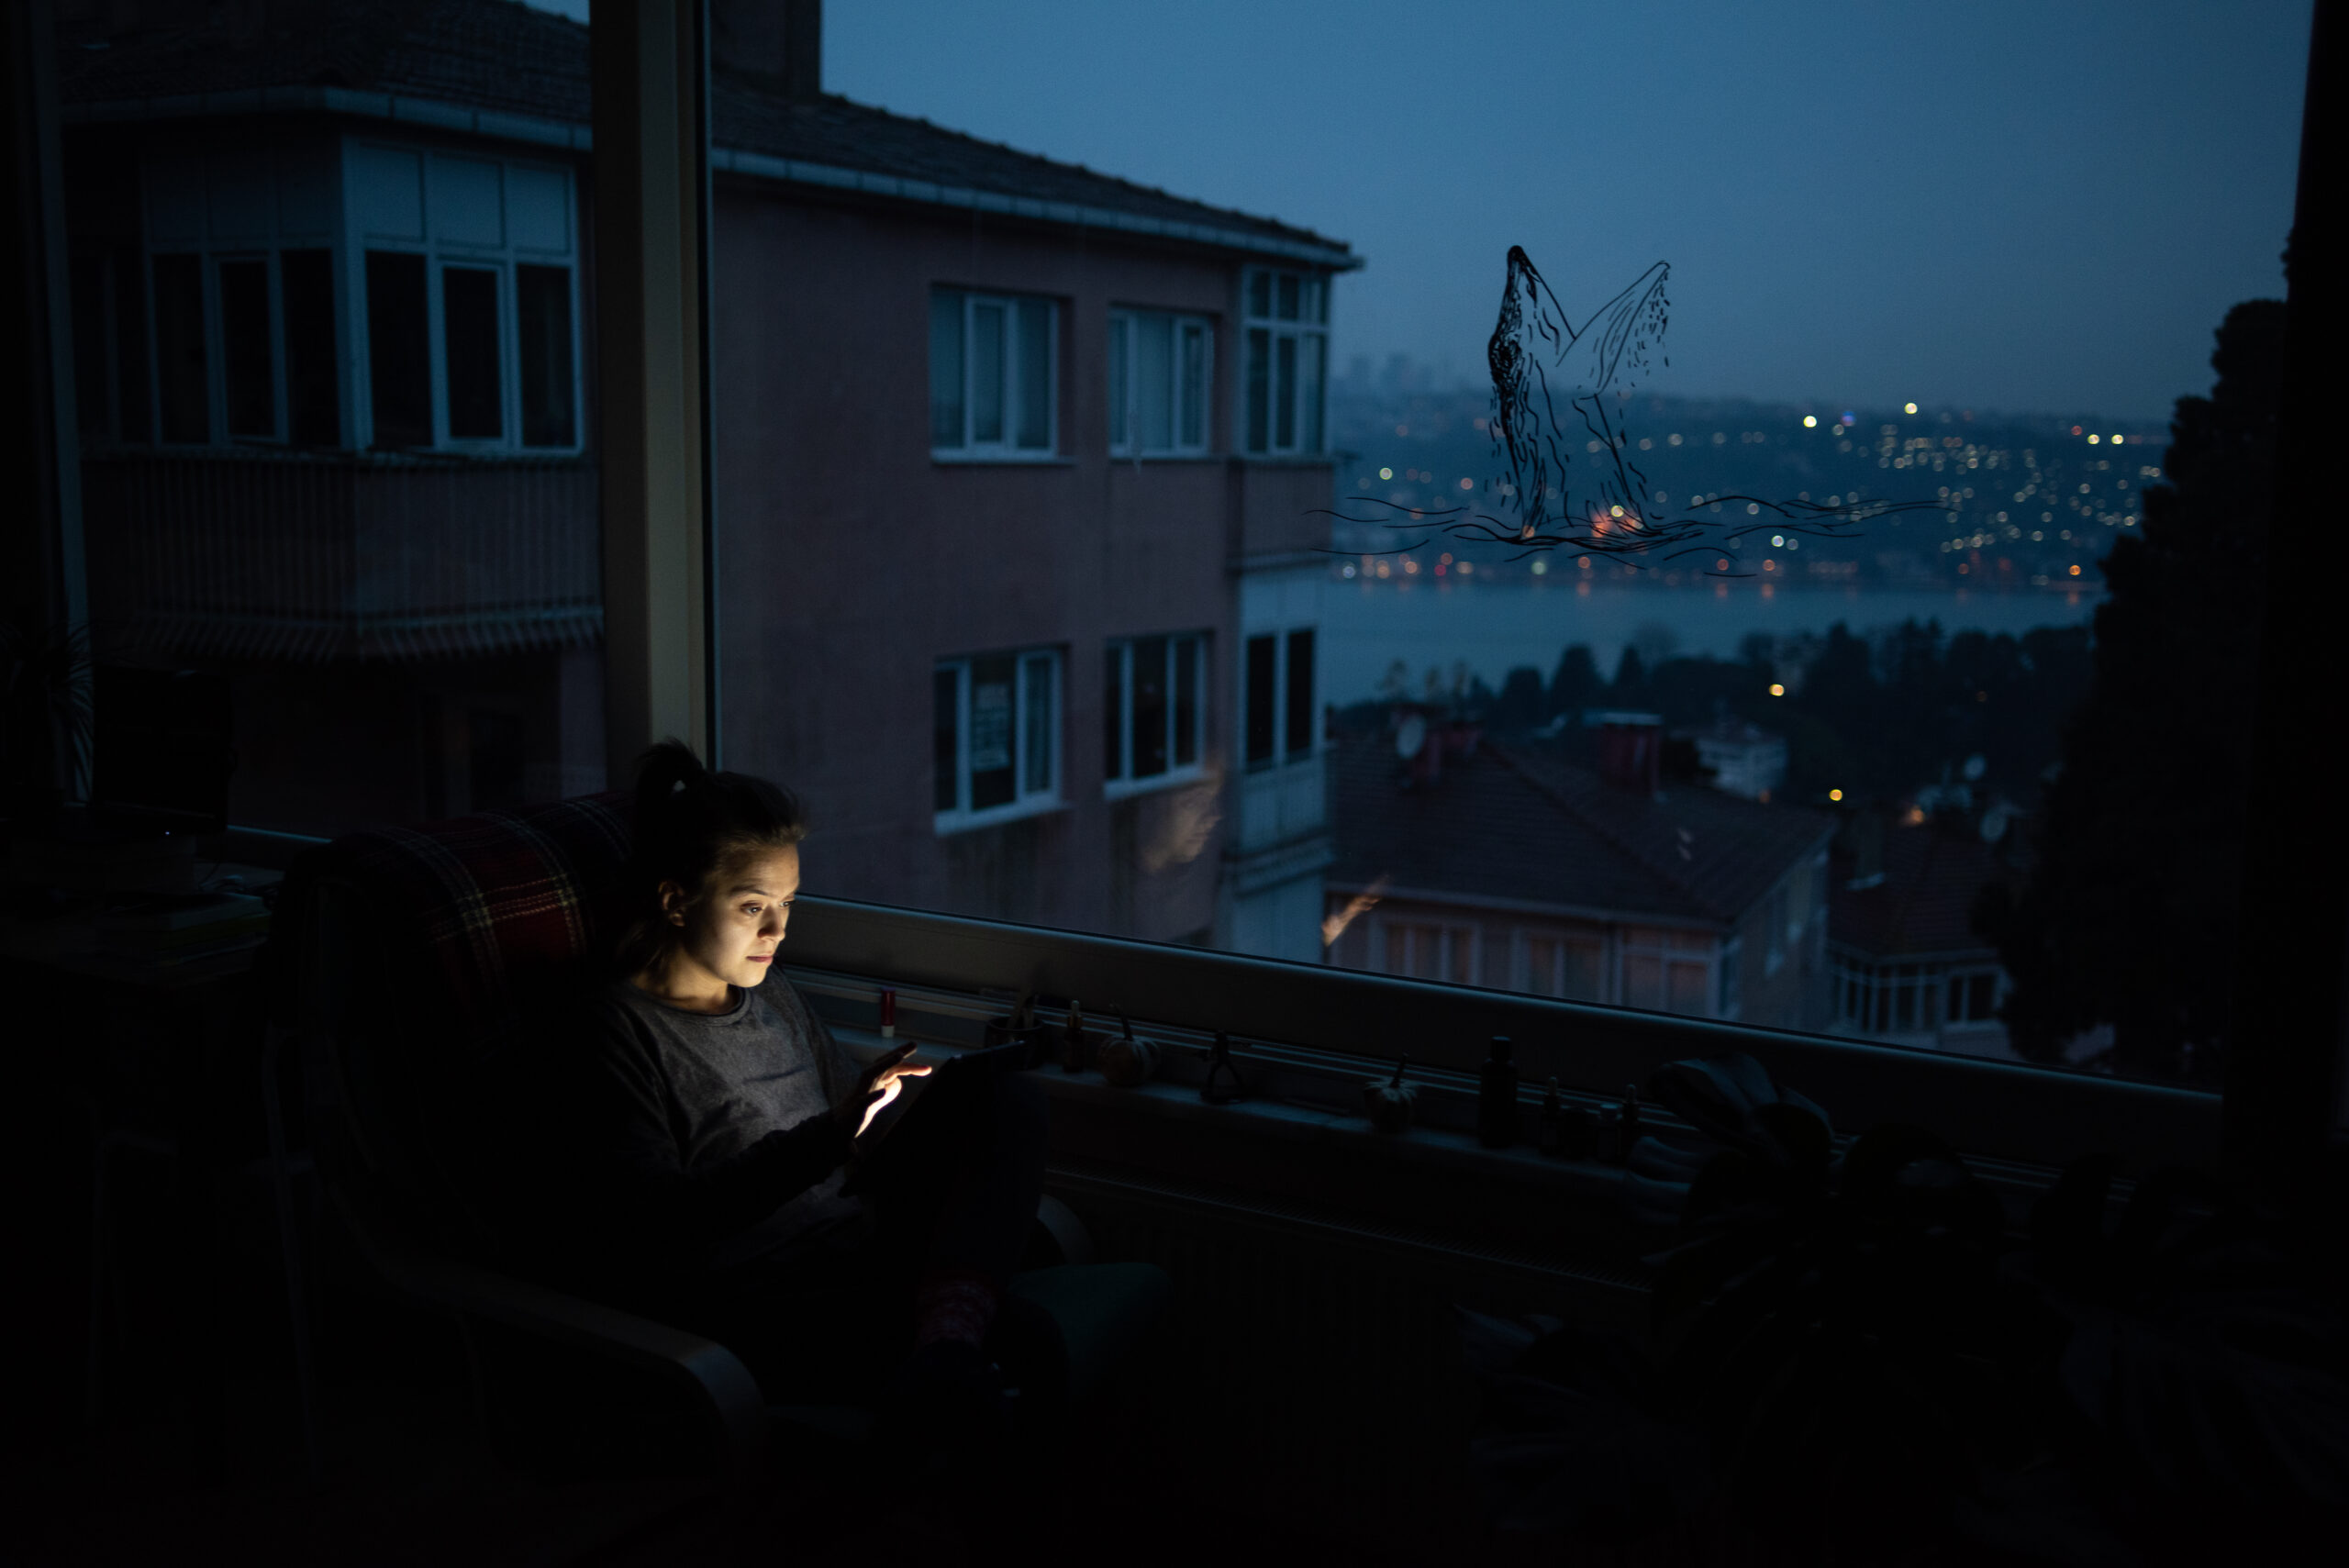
xmin=1106 ymin=634 xmax=1206 ymax=794
xmin=1241 ymin=267 xmax=1327 ymax=456
xmin=934 ymin=650 xmax=1064 ymax=828
xmin=930 ymin=288 xmax=1058 ymax=457
xmin=349 ymin=142 xmax=582 ymax=452
xmin=1108 ymin=309 xmax=1211 ymax=456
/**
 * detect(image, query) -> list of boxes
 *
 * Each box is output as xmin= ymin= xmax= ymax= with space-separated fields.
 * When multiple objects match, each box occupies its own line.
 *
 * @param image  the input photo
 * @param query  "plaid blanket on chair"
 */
xmin=286 ymin=791 xmax=636 ymax=1043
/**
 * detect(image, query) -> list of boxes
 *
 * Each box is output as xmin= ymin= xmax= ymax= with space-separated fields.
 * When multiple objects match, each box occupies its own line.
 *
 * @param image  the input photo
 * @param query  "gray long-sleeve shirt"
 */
xmin=565 ymin=975 xmax=868 ymax=1280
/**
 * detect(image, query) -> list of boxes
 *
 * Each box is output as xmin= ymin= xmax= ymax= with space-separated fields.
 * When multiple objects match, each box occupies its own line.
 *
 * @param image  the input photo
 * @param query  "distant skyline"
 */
xmin=528 ymin=1 xmax=2310 ymax=422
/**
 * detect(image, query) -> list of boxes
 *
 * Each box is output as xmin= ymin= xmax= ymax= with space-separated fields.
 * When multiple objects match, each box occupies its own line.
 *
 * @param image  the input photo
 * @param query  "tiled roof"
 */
xmin=57 ymin=0 xmax=1353 ymax=261
xmin=1327 ymin=728 xmax=1834 ymax=927
xmin=1829 ymin=823 xmax=2019 ymax=960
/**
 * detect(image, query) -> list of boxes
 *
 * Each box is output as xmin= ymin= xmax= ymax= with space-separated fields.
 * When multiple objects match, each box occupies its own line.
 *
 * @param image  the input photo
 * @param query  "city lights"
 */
xmin=1769 ymin=684 xmax=1787 ymax=696
xmin=1829 ymin=789 xmax=1843 ymax=802
xmin=1803 ymin=415 xmax=1818 ymax=428
xmin=1904 ymin=402 xmax=1918 ymax=415
xmin=1378 ymin=467 xmax=1392 ymax=480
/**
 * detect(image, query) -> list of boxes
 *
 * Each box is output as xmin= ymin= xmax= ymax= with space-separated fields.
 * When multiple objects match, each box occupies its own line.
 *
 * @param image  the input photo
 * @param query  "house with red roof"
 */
xmin=1323 ymin=712 xmax=1835 ymax=1030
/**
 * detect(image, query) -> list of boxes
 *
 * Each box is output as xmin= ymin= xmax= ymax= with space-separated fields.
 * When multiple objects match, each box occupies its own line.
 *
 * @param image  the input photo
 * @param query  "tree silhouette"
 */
xmin=1976 ymin=300 xmax=2283 ymax=1081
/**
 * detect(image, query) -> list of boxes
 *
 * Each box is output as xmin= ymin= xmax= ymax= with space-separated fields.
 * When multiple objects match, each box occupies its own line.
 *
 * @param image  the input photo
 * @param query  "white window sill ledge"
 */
xmin=929 ymin=452 xmax=1075 ymax=466
xmin=1103 ymin=767 xmax=1209 ymax=802
xmin=933 ymin=797 xmax=1067 ymax=836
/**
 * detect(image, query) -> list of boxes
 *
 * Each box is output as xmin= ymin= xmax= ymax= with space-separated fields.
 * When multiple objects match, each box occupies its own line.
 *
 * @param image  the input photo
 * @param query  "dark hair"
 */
xmin=615 ymin=740 xmax=808 ymax=974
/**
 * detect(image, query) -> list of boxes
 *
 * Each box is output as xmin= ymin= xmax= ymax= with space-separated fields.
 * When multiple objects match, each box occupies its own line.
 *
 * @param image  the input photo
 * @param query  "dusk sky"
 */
xmin=538 ymin=2 xmax=2311 ymax=421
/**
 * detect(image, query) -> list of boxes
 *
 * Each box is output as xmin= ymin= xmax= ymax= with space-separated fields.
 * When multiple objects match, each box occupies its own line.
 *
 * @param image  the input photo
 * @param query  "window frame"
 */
xmin=346 ymin=141 xmax=584 ymax=456
xmin=1239 ymin=265 xmax=1330 ymax=457
xmin=1105 ymin=632 xmax=1208 ymax=799
xmin=930 ymin=286 xmax=1062 ymax=462
xmin=1107 ymin=306 xmax=1214 ymax=458
xmin=933 ymin=647 xmax=1065 ymax=832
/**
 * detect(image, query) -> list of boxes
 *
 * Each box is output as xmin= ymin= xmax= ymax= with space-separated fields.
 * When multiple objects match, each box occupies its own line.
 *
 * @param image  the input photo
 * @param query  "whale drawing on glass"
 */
xmin=1323 ymin=247 xmax=1945 ymax=576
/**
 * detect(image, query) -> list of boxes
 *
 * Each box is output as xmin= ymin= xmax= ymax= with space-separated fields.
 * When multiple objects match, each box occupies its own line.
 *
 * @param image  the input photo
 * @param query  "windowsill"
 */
xmin=929 ymin=451 xmax=1075 ymax=466
xmin=1103 ymin=766 xmax=1208 ymax=802
xmin=95 ymin=445 xmax=592 ymax=467
xmin=1231 ymin=452 xmax=1337 ymax=469
xmin=1107 ymin=451 xmax=1220 ymax=464
xmin=932 ymin=796 xmax=1067 ymax=836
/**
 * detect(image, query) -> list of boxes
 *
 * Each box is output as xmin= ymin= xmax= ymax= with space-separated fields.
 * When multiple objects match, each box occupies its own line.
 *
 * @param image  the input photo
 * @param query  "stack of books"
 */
xmin=96 ymin=891 xmax=273 ymax=967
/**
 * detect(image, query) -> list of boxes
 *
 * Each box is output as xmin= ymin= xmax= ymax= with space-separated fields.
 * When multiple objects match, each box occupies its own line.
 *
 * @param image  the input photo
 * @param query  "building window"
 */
xmin=1240 ymin=267 xmax=1328 ymax=456
xmin=1718 ymin=936 xmax=1743 ymax=1019
xmin=935 ymin=649 xmax=1063 ymax=828
xmin=1106 ymin=634 xmax=1206 ymax=794
xmin=930 ymin=288 xmax=1058 ymax=457
xmin=1520 ymin=930 xmax=1604 ymax=1001
xmin=1946 ymin=968 xmax=2004 ymax=1027
xmin=1108 ymin=309 xmax=1211 ymax=456
xmin=1622 ymin=926 xmax=1717 ymax=1016
xmin=1242 ymin=627 xmax=1317 ymax=773
xmin=1376 ymin=919 xmax=1478 ymax=984
xmin=348 ymin=142 xmax=582 ymax=452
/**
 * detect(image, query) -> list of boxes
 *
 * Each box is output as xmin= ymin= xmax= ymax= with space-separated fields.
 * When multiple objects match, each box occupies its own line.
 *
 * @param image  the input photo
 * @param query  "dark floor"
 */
xmin=10 ymin=1373 xmax=1451 ymax=1568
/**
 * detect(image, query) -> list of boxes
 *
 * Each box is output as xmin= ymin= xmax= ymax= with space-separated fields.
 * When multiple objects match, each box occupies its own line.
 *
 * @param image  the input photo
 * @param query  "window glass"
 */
xmin=218 ymin=259 xmax=274 ymax=438
xmin=1022 ymin=653 xmax=1056 ymax=794
xmin=282 ymin=249 xmax=340 ymax=446
xmin=1016 ymin=298 xmax=1052 ymax=450
xmin=1244 ymin=327 xmax=1269 ymax=452
xmin=1284 ymin=628 xmax=1316 ymax=760
xmin=1174 ymin=634 xmax=1200 ymax=767
xmin=1131 ymin=635 xmax=1169 ymax=777
xmin=1180 ymin=321 xmax=1208 ymax=449
xmin=1107 ymin=314 xmax=1128 ymax=450
xmin=934 ymin=667 xmax=963 ymax=811
xmin=516 ymin=263 xmax=574 ymax=448
xmin=1244 ymin=633 xmax=1277 ymax=769
xmin=968 ymin=651 xmax=1016 ymax=809
xmin=70 ymin=255 xmax=110 ymax=439
xmin=1274 ymin=334 xmax=1297 ymax=450
xmin=1135 ymin=312 xmax=1173 ymax=451
xmin=152 ymin=252 xmax=207 ymax=442
xmin=442 ymin=265 xmax=503 ymax=439
xmin=364 ymin=250 xmax=430 ymax=448
xmin=930 ymin=289 xmax=964 ymax=446
xmin=111 ymin=246 xmax=150 ymax=443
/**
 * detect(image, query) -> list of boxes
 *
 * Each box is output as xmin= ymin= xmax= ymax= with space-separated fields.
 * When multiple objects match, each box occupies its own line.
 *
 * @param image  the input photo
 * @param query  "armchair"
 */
xmin=264 ymin=792 xmax=1164 ymax=1481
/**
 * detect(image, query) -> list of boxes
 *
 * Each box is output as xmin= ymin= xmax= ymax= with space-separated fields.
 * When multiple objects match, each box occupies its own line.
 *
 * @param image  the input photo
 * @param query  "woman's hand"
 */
xmin=840 ymin=1041 xmax=932 ymax=1140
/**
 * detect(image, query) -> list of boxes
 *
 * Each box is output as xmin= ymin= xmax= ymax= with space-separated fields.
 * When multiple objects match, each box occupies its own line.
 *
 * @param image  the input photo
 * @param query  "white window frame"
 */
xmin=345 ymin=141 xmax=584 ymax=456
xmin=1108 ymin=308 xmax=1213 ymax=457
xmin=934 ymin=648 xmax=1064 ymax=832
xmin=1239 ymin=266 xmax=1329 ymax=457
xmin=930 ymin=287 xmax=1061 ymax=461
xmin=142 ymin=246 xmax=339 ymax=450
xmin=1105 ymin=633 xmax=1208 ymax=799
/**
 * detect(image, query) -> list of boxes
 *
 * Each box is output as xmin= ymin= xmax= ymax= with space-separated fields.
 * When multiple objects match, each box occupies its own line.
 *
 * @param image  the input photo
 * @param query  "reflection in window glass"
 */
xmin=1174 ymin=634 xmax=1200 ymax=767
xmin=1245 ymin=634 xmax=1277 ymax=769
xmin=969 ymin=652 xmax=1015 ymax=810
xmin=1131 ymin=635 xmax=1168 ymax=777
xmin=971 ymin=302 xmax=1005 ymax=444
xmin=1285 ymin=628 xmax=1315 ymax=760
xmin=930 ymin=290 xmax=964 ymax=447
xmin=1016 ymin=298 xmax=1052 ymax=450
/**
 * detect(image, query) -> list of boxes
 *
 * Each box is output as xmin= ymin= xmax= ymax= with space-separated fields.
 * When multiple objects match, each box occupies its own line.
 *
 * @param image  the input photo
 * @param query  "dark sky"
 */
xmin=545 ymin=1 xmax=2311 ymax=421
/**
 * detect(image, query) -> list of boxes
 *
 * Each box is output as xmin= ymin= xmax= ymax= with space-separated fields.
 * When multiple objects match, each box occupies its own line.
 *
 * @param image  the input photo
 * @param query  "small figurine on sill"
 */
xmin=1060 ymin=997 xmax=1089 ymax=1073
xmin=1536 ymin=1077 xmax=1564 ymax=1156
xmin=1364 ymin=1056 xmax=1417 ymax=1133
xmin=1098 ymin=1012 xmax=1158 ymax=1087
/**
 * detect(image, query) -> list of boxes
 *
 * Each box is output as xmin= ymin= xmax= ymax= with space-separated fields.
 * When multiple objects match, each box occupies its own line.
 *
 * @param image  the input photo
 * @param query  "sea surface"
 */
xmin=1320 ymin=578 xmax=2101 ymax=703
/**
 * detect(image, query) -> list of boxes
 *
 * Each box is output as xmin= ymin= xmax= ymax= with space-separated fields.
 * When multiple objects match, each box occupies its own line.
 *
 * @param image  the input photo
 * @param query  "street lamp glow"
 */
xmin=1802 ymin=414 xmax=1818 ymax=428
xmin=1769 ymin=684 xmax=1786 ymax=696
xmin=1904 ymin=402 xmax=1918 ymax=415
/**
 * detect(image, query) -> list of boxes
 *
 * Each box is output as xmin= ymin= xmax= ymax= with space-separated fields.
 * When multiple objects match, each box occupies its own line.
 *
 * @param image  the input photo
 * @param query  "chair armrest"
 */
xmin=340 ymin=1198 xmax=768 ymax=1478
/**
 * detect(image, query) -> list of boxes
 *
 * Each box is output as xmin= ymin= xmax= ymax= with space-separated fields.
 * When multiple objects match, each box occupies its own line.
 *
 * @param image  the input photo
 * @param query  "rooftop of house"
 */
xmin=1327 ymin=722 xmax=1835 ymax=927
xmin=57 ymin=0 xmax=1356 ymax=266
xmin=1830 ymin=819 xmax=2022 ymax=961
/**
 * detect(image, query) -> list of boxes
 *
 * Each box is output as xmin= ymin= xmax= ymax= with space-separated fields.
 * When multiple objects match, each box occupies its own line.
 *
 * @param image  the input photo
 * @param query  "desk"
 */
xmin=5 ymin=866 xmax=288 ymax=1463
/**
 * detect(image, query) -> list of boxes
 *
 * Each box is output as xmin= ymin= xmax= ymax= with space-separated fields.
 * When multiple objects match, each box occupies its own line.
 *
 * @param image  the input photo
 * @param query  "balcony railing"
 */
xmin=82 ymin=450 xmax=601 ymax=662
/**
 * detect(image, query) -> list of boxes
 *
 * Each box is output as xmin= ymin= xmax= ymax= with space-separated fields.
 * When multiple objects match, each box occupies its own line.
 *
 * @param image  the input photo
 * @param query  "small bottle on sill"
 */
xmin=1476 ymin=1036 xmax=1520 ymax=1149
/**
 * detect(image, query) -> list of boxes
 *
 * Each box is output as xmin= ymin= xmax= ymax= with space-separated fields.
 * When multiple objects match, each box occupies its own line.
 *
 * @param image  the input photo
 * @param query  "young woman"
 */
xmin=553 ymin=740 xmax=1053 ymax=1435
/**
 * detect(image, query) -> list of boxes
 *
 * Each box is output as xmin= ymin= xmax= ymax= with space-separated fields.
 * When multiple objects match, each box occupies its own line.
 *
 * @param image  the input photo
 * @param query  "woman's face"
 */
xmin=660 ymin=844 xmax=801 ymax=994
